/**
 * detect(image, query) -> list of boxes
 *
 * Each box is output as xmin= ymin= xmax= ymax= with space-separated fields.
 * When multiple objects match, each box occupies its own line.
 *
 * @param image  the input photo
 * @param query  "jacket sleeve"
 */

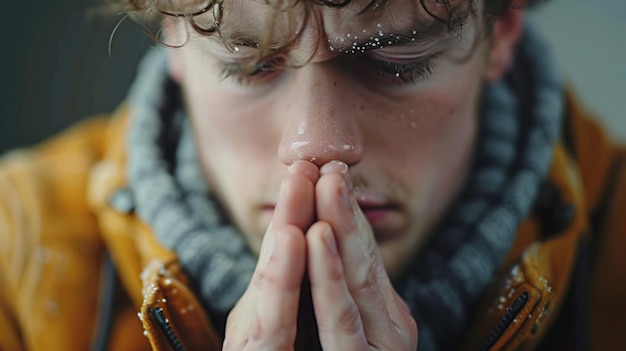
xmin=0 ymin=117 xmax=110 ymax=350
xmin=0 ymin=170 xmax=25 ymax=350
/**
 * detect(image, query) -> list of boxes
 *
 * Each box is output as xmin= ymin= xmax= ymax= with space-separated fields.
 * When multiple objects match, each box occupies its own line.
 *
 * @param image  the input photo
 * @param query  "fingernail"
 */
xmin=323 ymin=228 xmax=338 ymax=256
xmin=320 ymin=160 xmax=348 ymax=175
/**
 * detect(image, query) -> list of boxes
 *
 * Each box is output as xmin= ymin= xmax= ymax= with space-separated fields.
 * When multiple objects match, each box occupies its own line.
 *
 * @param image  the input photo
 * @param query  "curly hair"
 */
xmin=109 ymin=0 xmax=545 ymax=71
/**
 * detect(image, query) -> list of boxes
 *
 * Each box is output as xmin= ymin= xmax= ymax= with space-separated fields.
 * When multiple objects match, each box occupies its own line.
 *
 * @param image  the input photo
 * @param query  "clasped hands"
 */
xmin=223 ymin=160 xmax=418 ymax=350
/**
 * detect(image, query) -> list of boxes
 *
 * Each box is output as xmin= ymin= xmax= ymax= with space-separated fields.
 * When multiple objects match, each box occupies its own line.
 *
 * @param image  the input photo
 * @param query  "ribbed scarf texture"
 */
xmin=126 ymin=24 xmax=562 ymax=350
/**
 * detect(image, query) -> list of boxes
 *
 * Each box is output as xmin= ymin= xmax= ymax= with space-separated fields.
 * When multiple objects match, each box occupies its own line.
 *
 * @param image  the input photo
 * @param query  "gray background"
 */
xmin=528 ymin=0 xmax=626 ymax=141
xmin=1 ymin=0 xmax=624 ymax=153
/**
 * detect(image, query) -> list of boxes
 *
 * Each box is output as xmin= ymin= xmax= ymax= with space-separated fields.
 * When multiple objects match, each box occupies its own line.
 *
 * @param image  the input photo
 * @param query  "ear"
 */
xmin=162 ymin=19 xmax=185 ymax=83
xmin=484 ymin=7 xmax=525 ymax=82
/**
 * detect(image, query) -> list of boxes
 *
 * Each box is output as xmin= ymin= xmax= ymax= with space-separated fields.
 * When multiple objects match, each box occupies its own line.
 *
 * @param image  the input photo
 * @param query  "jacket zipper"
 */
xmin=481 ymin=292 xmax=529 ymax=351
xmin=149 ymin=307 xmax=186 ymax=351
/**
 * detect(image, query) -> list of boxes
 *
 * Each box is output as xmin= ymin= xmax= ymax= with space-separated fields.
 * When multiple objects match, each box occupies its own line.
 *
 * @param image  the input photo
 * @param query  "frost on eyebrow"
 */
xmin=326 ymin=19 xmax=449 ymax=55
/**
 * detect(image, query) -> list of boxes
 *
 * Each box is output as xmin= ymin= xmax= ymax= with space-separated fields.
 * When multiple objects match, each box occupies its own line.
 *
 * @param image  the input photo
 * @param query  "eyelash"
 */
xmin=218 ymin=55 xmax=437 ymax=86
xmin=374 ymin=57 xmax=436 ymax=84
xmin=218 ymin=61 xmax=274 ymax=86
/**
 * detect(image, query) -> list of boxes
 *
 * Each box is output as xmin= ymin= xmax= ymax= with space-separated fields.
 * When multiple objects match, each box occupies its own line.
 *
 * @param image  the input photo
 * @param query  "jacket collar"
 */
xmin=464 ymin=142 xmax=588 ymax=350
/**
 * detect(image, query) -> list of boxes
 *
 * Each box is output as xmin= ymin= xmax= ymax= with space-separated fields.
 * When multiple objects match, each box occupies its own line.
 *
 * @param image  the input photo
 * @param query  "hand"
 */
xmin=306 ymin=161 xmax=418 ymax=350
xmin=223 ymin=161 xmax=319 ymax=350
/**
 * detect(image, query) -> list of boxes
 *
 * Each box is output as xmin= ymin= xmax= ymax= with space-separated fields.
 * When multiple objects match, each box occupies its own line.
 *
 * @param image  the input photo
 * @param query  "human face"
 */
xmin=167 ymin=0 xmax=490 ymax=278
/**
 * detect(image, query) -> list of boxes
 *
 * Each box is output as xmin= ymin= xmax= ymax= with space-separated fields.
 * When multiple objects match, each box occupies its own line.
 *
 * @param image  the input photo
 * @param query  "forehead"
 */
xmin=185 ymin=0 xmax=469 ymax=48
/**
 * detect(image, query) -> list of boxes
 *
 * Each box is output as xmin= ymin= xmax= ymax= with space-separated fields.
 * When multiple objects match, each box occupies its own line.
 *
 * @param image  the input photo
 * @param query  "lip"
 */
xmin=357 ymin=200 xmax=401 ymax=227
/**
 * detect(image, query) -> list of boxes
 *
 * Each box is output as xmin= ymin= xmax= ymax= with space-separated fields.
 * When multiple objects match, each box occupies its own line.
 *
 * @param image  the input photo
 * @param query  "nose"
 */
xmin=277 ymin=66 xmax=364 ymax=168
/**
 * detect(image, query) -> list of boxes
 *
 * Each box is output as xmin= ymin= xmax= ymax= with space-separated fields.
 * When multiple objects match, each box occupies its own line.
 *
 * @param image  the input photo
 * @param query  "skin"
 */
xmin=165 ymin=0 xmax=524 ymax=348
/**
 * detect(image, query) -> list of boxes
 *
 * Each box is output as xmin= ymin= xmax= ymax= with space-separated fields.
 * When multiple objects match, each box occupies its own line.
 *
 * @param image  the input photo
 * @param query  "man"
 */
xmin=1 ymin=0 xmax=624 ymax=350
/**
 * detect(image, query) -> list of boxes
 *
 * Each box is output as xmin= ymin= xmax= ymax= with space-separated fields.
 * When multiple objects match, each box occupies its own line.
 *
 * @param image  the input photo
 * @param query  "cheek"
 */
xmin=182 ymin=76 xmax=283 ymax=240
xmin=370 ymin=83 xmax=478 ymax=172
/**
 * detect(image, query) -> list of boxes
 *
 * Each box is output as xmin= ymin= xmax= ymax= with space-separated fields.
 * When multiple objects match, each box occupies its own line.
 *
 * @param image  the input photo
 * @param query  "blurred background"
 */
xmin=0 ymin=0 xmax=624 ymax=153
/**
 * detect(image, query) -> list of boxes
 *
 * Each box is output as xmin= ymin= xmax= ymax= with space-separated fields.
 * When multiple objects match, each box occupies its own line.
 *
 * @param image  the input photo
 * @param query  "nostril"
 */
xmin=278 ymin=120 xmax=364 ymax=167
xmin=284 ymin=142 xmax=362 ymax=168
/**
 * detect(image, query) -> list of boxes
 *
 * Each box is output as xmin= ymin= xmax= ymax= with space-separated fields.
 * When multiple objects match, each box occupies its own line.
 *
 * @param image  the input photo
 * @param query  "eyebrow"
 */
xmin=329 ymin=19 xmax=450 ymax=54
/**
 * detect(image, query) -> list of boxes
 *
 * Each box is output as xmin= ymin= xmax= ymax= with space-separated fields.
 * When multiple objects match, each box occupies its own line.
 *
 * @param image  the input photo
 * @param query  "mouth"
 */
xmin=358 ymin=203 xmax=401 ymax=224
xmin=355 ymin=194 xmax=403 ymax=229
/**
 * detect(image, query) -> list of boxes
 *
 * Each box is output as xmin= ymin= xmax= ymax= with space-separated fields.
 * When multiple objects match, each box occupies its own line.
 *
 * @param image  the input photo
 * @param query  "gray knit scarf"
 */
xmin=124 ymin=24 xmax=562 ymax=350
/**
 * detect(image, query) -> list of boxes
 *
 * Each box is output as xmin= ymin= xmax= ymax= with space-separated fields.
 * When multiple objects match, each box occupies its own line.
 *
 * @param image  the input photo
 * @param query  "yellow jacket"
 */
xmin=1 ymin=92 xmax=625 ymax=350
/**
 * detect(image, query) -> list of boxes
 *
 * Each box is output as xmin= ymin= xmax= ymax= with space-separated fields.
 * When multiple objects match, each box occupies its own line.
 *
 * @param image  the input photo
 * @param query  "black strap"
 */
xmin=91 ymin=252 xmax=117 ymax=351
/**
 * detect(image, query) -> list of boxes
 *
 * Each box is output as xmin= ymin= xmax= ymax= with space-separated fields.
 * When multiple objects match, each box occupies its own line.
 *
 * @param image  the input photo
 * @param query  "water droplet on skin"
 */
xmin=395 ymin=72 xmax=400 ymax=77
xmin=347 ymin=33 xmax=351 ymax=38
xmin=143 ymin=330 xmax=149 ymax=337
xmin=497 ymin=304 xmax=503 ymax=310
xmin=412 ymin=30 xmax=417 ymax=35
xmin=137 ymin=312 xmax=143 ymax=321
xmin=292 ymin=141 xmax=310 ymax=149
xmin=499 ymin=296 xmax=506 ymax=303
xmin=164 ymin=278 xmax=172 ymax=285
xmin=233 ymin=47 xmax=239 ymax=53
xmin=362 ymin=29 xmax=367 ymax=33
xmin=410 ymin=122 xmax=416 ymax=129
xmin=377 ymin=23 xmax=382 ymax=28
xmin=329 ymin=46 xmax=335 ymax=51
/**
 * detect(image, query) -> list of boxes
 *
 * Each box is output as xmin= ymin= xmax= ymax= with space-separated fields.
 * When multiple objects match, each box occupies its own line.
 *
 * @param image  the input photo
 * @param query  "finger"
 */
xmin=307 ymin=221 xmax=369 ymax=351
xmin=247 ymin=225 xmax=306 ymax=349
xmin=288 ymin=159 xmax=320 ymax=184
xmin=316 ymin=162 xmax=381 ymax=293
xmin=316 ymin=162 xmax=403 ymax=343
xmin=257 ymin=172 xmax=315 ymax=271
xmin=273 ymin=171 xmax=316 ymax=232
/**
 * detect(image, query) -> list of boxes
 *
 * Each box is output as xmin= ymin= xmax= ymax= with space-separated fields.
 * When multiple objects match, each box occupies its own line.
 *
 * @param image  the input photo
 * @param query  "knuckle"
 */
xmin=327 ymin=261 xmax=344 ymax=283
xmin=392 ymin=311 xmax=418 ymax=349
xmin=251 ymin=266 xmax=276 ymax=291
xmin=356 ymin=257 xmax=380 ymax=293
xmin=336 ymin=303 xmax=363 ymax=336
xmin=405 ymin=315 xmax=419 ymax=347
